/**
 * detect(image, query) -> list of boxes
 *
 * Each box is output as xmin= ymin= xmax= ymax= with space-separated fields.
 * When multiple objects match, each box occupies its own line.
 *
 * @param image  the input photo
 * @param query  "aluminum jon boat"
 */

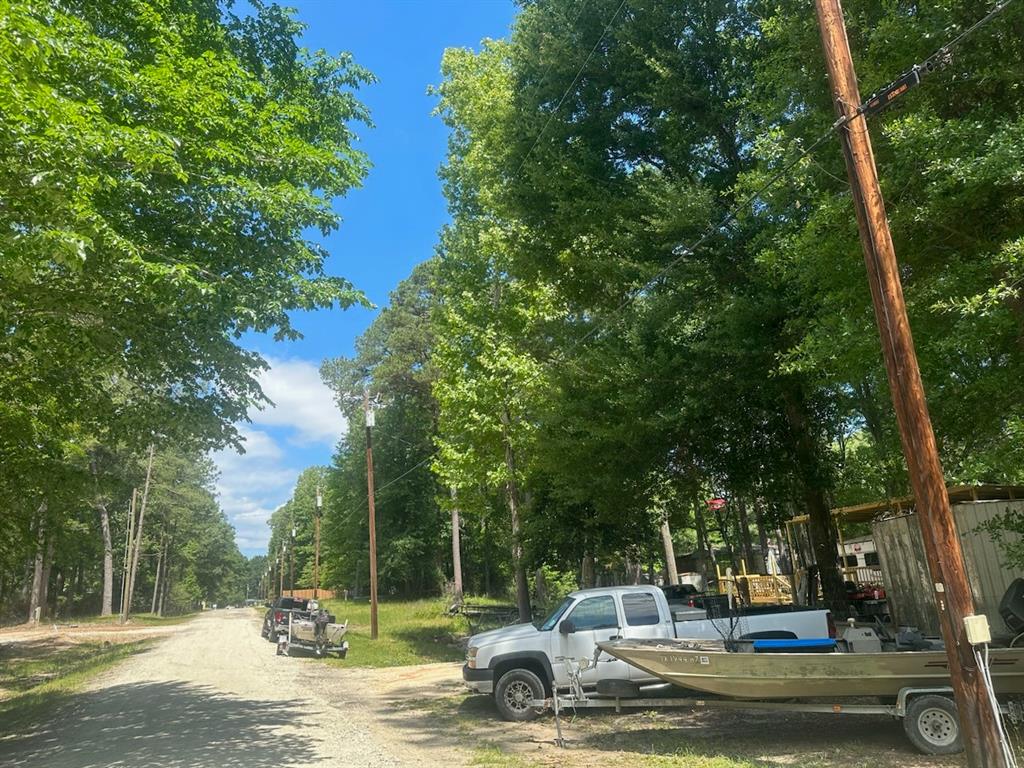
xmin=597 ymin=637 xmax=1024 ymax=699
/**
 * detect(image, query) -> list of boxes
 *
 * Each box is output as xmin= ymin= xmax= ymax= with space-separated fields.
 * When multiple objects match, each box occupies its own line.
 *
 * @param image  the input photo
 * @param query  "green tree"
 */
xmin=0 ymin=0 xmax=371 ymax=617
xmin=320 ymin=262 xmax=451 ymax=598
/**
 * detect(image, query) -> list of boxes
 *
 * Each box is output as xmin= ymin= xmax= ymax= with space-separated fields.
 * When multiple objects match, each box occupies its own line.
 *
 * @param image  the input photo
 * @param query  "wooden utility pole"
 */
xmin=813 ymin=2 xmax=1007 ymax=764
xmin=364 ymin=393 xmax=379 ymax=640
xmin=313 ymin=488 xmax=322 ymax=600
xmin=289 ymin=524 xmax=295 ymax=598
xmin=278 ymin=544 xmax=285 ymax=597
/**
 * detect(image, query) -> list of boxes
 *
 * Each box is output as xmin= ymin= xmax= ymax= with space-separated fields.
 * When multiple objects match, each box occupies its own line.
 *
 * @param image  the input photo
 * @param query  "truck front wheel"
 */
xmin=494 ymin=668 xmax=545 ymax=722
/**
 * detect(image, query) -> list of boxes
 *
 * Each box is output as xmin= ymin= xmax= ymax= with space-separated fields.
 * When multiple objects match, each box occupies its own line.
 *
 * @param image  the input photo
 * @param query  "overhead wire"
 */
xmin=351 ymin=0 xmax=635 ymax=506
xmin=354 ymin=0 xmax=1018 ymax=505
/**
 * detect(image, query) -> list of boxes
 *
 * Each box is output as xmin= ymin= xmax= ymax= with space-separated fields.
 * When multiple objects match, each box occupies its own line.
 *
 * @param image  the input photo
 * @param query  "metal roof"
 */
xmin=789 ymin=484 xmax=1024 ymax=526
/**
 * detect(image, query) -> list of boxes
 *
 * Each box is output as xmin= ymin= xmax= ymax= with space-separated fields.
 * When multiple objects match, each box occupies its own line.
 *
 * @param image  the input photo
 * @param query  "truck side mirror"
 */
xmin=559 ymin=619 xmax=575 ymax=635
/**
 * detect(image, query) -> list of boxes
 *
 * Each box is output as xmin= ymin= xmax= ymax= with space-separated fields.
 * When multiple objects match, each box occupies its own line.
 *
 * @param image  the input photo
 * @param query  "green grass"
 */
xmin=71 ymin=612 xmax=195 ymax=626
xmin=470 ymin=746 xmax=529 ymax=766
xmin=319 ymin=597 xmax=477 ymax=668
xmin=468 ymin=746 xmax=760 ymax=768
xmin=0 ymin=639 xmax=155 ymax=728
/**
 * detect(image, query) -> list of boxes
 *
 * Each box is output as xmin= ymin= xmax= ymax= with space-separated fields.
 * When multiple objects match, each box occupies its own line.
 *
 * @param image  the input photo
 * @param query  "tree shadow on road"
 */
xmin=0 ymin=680 xmax=323 ymax=768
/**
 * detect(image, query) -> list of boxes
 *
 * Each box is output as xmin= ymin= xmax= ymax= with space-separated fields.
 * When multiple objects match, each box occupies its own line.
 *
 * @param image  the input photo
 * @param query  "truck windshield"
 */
xmin=536 ymin=596 xmax=574 ymax=631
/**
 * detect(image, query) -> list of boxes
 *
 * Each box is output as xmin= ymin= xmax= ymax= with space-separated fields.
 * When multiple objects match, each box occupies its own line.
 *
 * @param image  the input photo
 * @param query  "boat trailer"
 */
xmin=539 ymin=657 xmax=1021 ymax=756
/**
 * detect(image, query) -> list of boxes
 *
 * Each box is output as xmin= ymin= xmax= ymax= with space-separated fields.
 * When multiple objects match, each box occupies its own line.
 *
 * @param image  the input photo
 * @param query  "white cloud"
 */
xmin=211 ymin=356 xmax=346 ymax=555
xmin=252 ymin=356 xmax=346 ymax=446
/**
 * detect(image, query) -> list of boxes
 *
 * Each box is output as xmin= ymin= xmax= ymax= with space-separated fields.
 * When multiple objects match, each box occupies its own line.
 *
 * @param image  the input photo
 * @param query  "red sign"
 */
xmin=707 ymin=498 xmax=727 ymax=511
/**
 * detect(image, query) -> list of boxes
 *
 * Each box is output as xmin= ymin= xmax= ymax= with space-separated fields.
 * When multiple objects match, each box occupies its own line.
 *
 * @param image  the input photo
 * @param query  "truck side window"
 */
xmin=568 ymin=596 xmax=617 ymax=631
xmin=622 ymin=593 xmax=660 ymax=626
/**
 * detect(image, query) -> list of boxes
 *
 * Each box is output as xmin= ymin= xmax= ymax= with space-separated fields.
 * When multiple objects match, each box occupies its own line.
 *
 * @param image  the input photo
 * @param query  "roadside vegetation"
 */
xmin=321 ymin=598 xmax=492 ymax=668
xmin=0 ymin=0 xmax=372 ymax=623
xmin=72 ymin=613 xmax=196 ymax=627
xmin=260 ymin=0 xmax=1024 ymax=625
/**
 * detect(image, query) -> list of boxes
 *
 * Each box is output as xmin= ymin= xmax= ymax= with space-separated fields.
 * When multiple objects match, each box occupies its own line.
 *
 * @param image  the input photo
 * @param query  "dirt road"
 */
xmin=0 ymin=611 xmax=964 ymax=768
xmin=0 ymin=610 xmax=464 ymax=768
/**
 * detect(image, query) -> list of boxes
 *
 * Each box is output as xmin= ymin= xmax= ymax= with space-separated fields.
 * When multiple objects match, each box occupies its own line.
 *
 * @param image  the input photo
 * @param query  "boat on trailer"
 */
xmin=596 ymin=636 xmax=1024 ymax=699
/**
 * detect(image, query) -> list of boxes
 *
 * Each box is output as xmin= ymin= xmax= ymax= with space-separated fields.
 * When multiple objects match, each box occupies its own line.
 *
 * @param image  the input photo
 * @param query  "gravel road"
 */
xmin=0 ymin=610 xmax=463 ymax=768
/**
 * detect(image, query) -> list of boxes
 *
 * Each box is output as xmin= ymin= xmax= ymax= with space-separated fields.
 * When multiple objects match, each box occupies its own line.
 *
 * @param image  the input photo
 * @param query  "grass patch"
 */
xmin=71 ymin=612 xmax=195 ymax=626
xmin=469 ymin=746 xmax=760 ymax=768
xmin=470 ymin=745 xmax=530 ymax=766
xmin=320 ymin=597 xmax=476 ymax=668
xmin=0 ymin=639 xmax=154 ymax=728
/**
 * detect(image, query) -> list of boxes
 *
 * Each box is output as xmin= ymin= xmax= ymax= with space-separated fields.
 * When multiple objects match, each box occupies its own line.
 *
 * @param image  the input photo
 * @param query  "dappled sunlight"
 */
xmin=0 ymin=680 xmax=323 ymax=768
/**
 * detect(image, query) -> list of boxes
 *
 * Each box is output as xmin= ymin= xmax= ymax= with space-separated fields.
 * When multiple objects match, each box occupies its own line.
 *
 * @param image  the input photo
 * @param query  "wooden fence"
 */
xmin=283 ymin=589 xmax=337 ymax=600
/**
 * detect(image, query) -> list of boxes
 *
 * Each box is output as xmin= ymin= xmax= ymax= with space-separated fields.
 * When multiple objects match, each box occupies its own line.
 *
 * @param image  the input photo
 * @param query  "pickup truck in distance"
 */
xmin=462 ymin=584 xmax=832 ymax=721
xmin=261 ymin=596 xmax=309 ymax=642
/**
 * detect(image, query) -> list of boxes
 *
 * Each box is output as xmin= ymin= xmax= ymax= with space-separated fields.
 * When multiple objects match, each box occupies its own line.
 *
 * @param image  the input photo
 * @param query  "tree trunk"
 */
xmin=39 ymin=536 xmax=55 ymax=620
xmin=694 ymin=502 xmax=716 ymax=578
xmin=120 ymin=489 xmax=136 ymax=617
xmin=581 ymin=554 xmax=596 ymax=588
xmin=99 ymin=502 xmax=114 ymax=616
xmin=505 ymin=475 xmax=531 ymax=622
xmin=736 ymin=498 xmax=756 ymax=573
xmin=479 ymin=511 xmax=491 ymax=597
xmin=151 ymin=534 xmax=165 ymax=614
xmin=501 ymin=411 xmax=531 ymax=623
xmin=710 ymin=503 xmax=734 ymax=571
xmin=449 ymin=487 xmax=463 ymax=603
xmin=782 ymin=385 xmax=848 ymax=616
xmin=123 ymin=444 xmax=155 ymax=623
xmin=754 ymin=501 xmax=770 ymax=574
xmin=660 ymin=517 xmax=679 ymax=586
xmin=27 ymin=503 xmax=47 ymax=623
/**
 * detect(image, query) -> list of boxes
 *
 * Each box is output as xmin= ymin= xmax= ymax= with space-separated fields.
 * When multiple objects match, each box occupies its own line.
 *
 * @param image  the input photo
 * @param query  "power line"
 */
xmin=511 ymin=0 xmax=630 ymax=180
xmin=354 ymin=0 xmax=1016 ymax=504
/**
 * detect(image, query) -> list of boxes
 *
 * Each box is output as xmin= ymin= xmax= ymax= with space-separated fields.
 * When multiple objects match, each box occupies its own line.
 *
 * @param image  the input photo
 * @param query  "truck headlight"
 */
xmin=467 ymin=646 xmax=478 ymax=669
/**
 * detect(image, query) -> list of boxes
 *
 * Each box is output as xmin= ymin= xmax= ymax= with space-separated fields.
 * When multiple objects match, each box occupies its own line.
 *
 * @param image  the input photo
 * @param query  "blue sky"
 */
xmin=214 ymin=0 xmax=517 ymax=555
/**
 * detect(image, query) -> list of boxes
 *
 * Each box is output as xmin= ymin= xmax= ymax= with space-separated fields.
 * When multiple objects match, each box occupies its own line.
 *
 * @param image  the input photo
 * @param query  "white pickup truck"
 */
xmin=462 ymin=584 xmax=833 ymax=720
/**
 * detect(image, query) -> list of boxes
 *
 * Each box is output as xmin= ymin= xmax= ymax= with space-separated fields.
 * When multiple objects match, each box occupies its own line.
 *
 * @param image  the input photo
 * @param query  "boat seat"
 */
xmin=752 ymin=638 xmax=836 ymax=654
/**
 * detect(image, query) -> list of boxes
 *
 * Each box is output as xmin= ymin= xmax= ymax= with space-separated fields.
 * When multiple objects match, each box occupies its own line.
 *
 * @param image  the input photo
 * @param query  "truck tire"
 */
xmin=494 ymin=668 xmax=545 ymax=722
xmin=904 ymin=695 xmax=962 ymax=755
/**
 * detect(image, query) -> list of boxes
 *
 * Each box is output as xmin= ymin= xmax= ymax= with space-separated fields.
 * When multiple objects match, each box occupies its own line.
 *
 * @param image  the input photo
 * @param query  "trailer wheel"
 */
xmin=494 ymin=669 xmax=545 ymax=722
xmin=904 ymin=695 xmax=962 ymax=755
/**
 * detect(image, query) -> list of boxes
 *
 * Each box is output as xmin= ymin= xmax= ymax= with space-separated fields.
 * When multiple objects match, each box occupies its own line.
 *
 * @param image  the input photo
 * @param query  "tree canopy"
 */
xmin=301 ymin=0 xmax=1023 ymax=614
xmin=0 ymin=0 xmax=372 ymax=619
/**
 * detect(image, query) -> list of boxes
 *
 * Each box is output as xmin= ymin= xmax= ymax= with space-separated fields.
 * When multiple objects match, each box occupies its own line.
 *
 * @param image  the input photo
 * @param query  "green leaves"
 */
xmin=0 ymin=0 xmax=374 ymax=606
xmin=0 ymin=0 xmax=372 ymax=458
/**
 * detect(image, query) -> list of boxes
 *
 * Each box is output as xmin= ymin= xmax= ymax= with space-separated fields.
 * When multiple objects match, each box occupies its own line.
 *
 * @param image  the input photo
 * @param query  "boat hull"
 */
xmin=598 ymin=639 xmax=1024 ymax=699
